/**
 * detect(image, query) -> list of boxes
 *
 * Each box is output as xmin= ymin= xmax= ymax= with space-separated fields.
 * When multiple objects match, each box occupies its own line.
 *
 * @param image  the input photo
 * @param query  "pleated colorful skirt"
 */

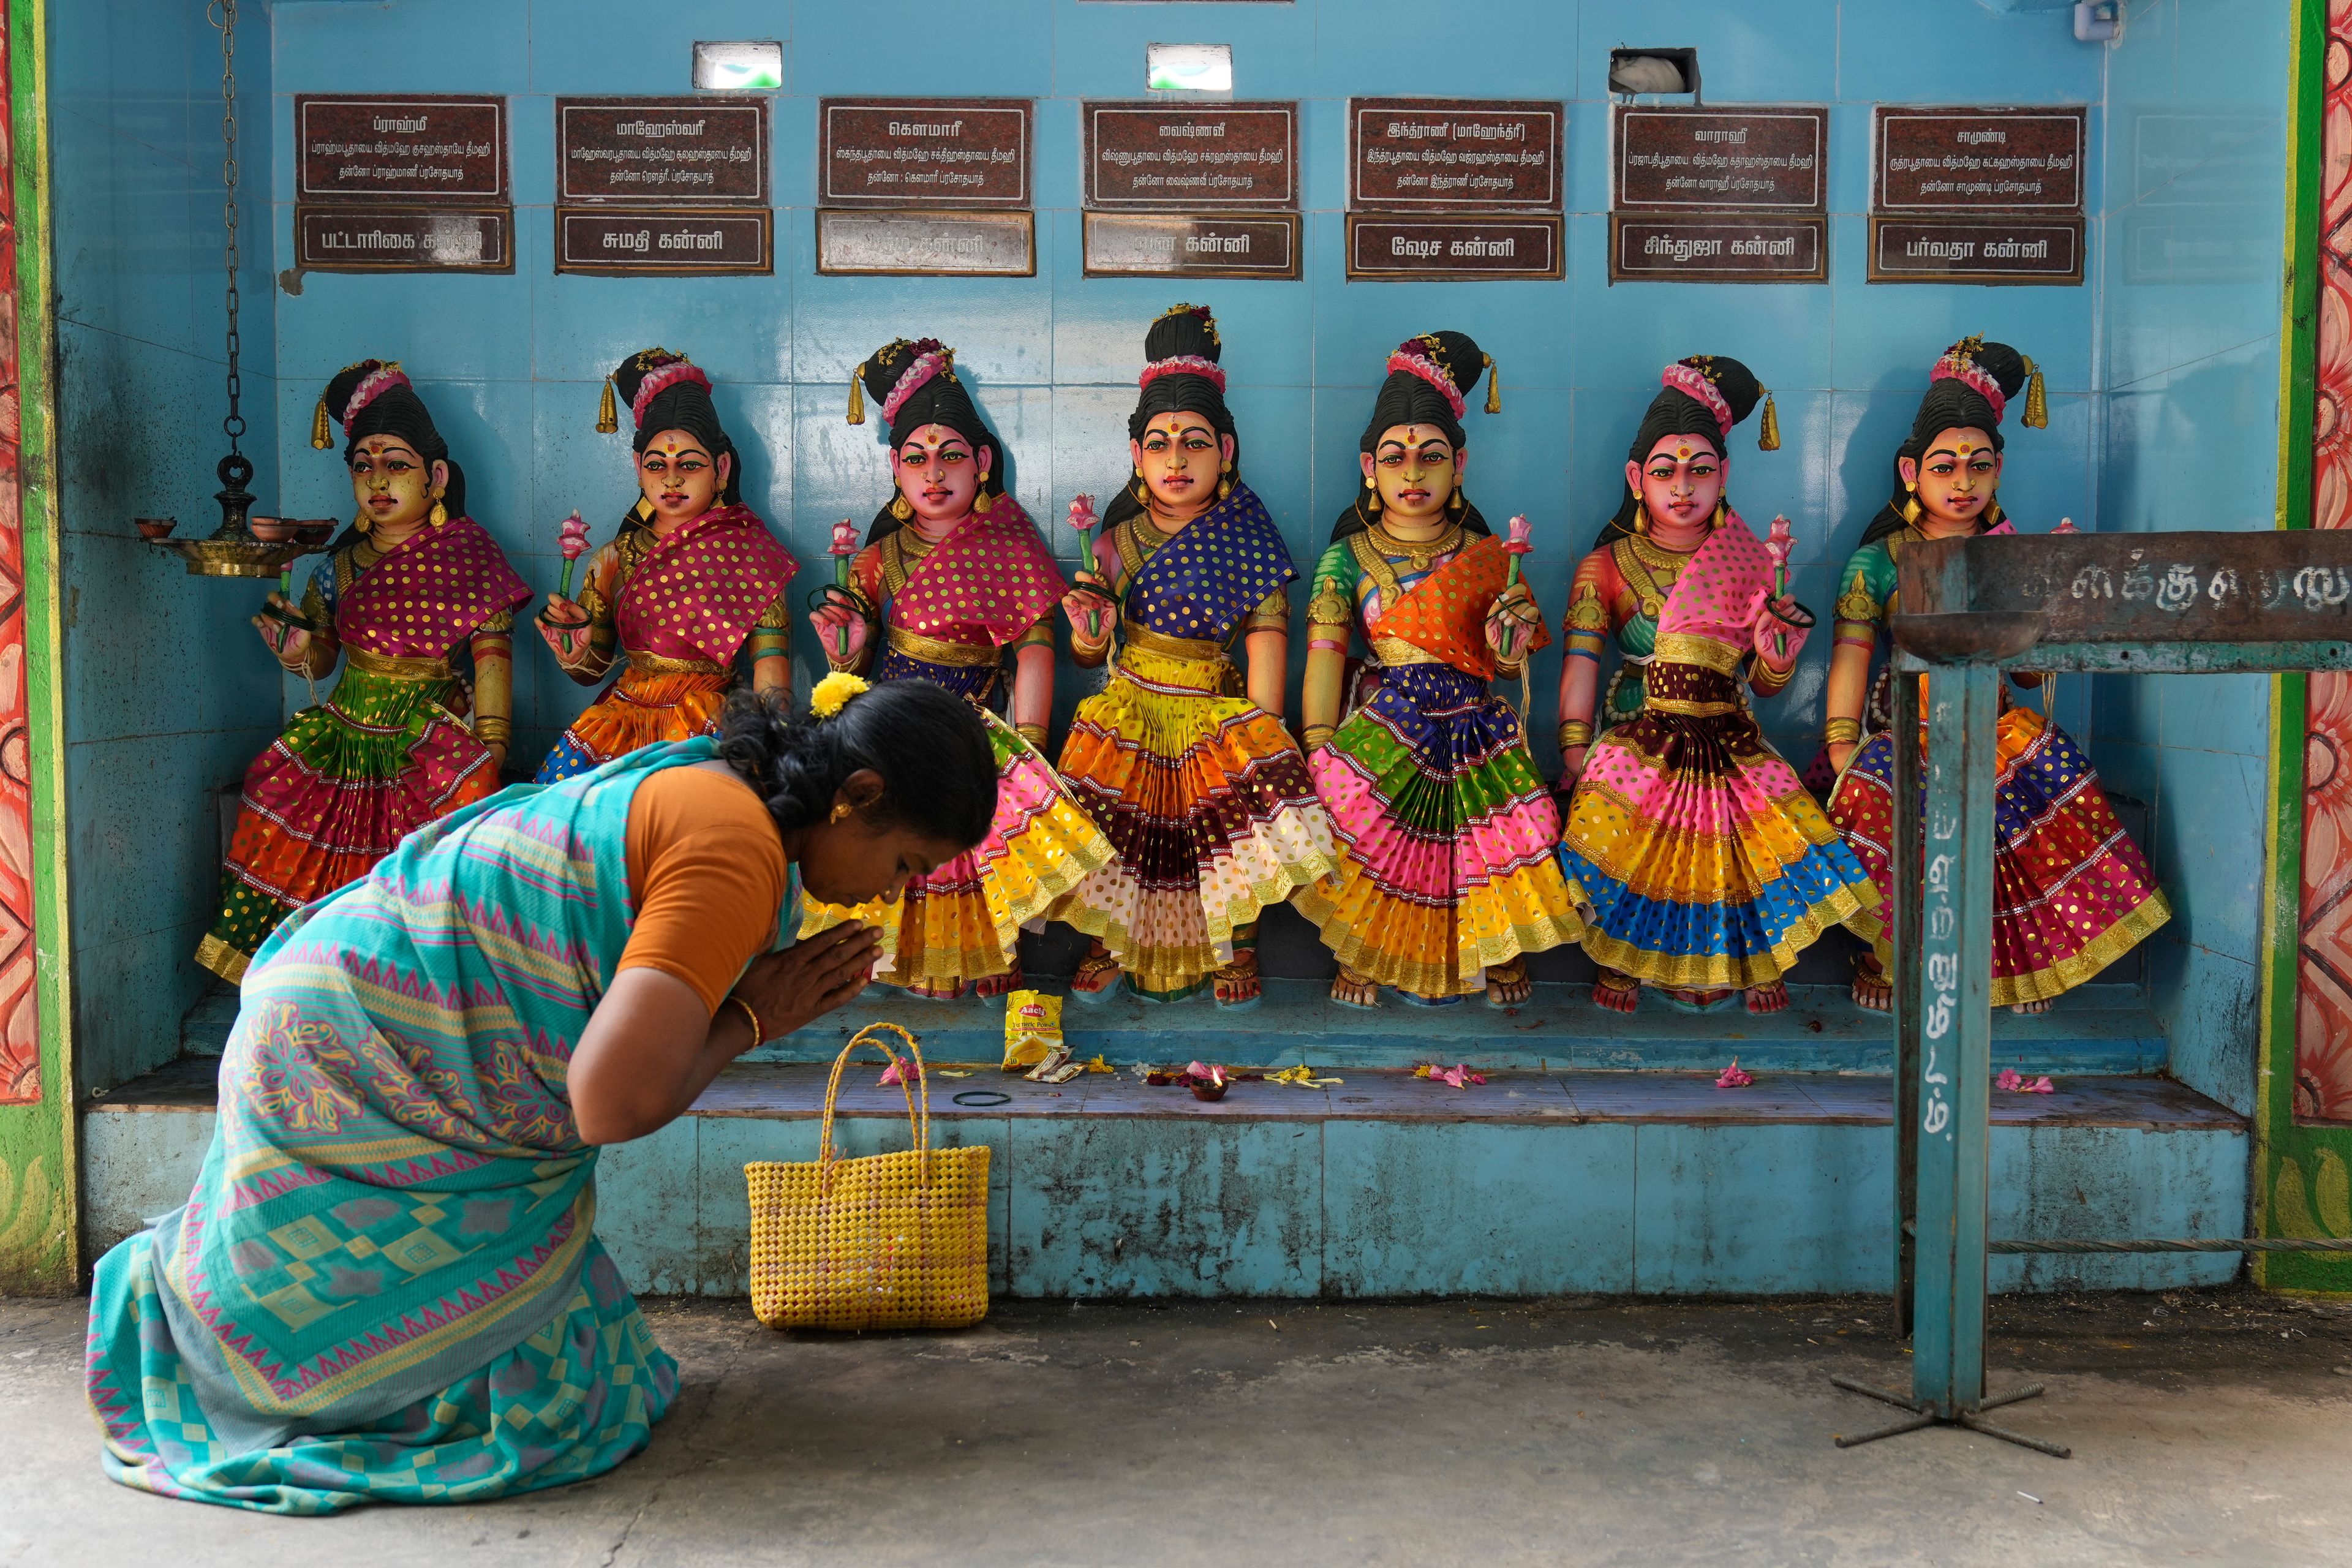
xmin=1558 ymin=660 xmax=1876 ymax=990
xmin=1294 ymin=662 xmax=1579 ymax=998
xmin=1828 ymin=705 xmax=2170 ymax=1006
xmin=535 ymin=659 xmax=730 ymax=783
xmin=197 ymin=662 xmax=497 ymax=984
xmin=804 ymin=661 xmax=1112 ymax=989
xmin=1054 ymin=643 xmax=1339 ymax=998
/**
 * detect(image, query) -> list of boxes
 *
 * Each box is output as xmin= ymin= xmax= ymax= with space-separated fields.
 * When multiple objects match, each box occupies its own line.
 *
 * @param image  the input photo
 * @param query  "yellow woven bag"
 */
xmin=745 ymin=1023 xmax=990 ymax=1331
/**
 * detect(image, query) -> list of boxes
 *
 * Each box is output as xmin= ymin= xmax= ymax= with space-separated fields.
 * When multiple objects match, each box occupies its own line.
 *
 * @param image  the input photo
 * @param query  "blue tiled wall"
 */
xmin=53 ymin=1 xmax=2292 ymax=1099
xmin=2094 ymin=0 xmax=2292 ymax=1114
xmin=51 ymin=0 xmax=281 ymax=1091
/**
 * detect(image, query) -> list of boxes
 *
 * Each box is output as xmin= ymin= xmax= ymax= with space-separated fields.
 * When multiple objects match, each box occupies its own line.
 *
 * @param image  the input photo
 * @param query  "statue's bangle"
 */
xmin=1014 ymin=722 xmax=1049 ymax=748
xmin=1557 ymin=720 xmax=1594 ymax=750
xmin=1823 ymin=717 xmax=1864 ymax=745
xmin=472 ymin=717 xmax=511 ymax=745
xmin=1302 ymin=723 xmax=1335 ymax=749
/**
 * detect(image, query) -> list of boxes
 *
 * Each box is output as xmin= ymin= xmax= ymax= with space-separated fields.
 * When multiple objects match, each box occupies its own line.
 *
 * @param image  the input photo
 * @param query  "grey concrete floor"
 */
xmin=2 ymin=1288 xmax=2349 ymax=1567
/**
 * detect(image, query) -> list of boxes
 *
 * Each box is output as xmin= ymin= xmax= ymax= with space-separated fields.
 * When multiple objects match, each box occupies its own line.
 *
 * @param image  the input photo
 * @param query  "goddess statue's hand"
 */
xmin=1062 ymin=571 xmax=1114 ymax=650
xmin=1485 ymin=582 xmax=1539 ymax=663
xmin=1827 ymin=742 xmax=1857 ymax=775
xmin=537 ymin=594 xmax=595 ymax=668
xmin=809 ymin=600 xmax=868 ymax=663
xmin=252 ymin=594 xmax=310 ymax=668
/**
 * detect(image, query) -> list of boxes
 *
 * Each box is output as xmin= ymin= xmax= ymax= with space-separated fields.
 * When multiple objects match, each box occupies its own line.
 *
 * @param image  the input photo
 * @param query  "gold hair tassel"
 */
xmin=596 ymin=376 xmax=619 ymax=435
xmin=2021 ymin=356 xmax=2048 ymax=430
xmin=311 ymin=394 xmax=333 ymax=450
xmin=1484 ymin=352 xmax=1501 ymax=415
xmin=1757 ymin=388 xmax=1781 ymax=452
xmin=846 ymin=368 xmax=867 ymax=426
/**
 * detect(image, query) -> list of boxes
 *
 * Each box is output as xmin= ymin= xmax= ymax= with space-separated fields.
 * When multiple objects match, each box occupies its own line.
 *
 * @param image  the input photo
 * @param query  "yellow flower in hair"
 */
xmin=809 ymin=671 xmax=870 ymax=720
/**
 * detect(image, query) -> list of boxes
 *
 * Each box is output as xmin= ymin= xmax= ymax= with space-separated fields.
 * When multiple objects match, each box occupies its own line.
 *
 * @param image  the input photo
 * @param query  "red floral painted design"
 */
xmin=2298 ymin=0 xmax=2352 ymax=1126
xmin=0 ymin=15 xmax=37 ymax=1110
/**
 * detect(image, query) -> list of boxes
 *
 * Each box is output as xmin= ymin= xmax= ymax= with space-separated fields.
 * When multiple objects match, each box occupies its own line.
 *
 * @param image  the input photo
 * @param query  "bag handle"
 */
xmin=817 ymin=1022 xmax=931 ymax=1196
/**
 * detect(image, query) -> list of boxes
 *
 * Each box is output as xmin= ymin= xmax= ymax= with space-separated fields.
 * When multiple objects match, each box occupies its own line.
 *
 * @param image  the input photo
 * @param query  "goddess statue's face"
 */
xmin=637 ymin=428 xmax=729 ymax=527
xmin=348 ymin=435 xmax=448 ymax=533
xmin=1627 ymin=433 xmax=1725 ymax=530
xmin=1131 ymin=412 xmax=1233 ymax=518
xmin=890 ymin=423 xmax=989 ymax=526
xmin=1899 ymin=426 xmax=2002 ymax=530
xmin=1362 ymin=423 xmax=1463 ymax=526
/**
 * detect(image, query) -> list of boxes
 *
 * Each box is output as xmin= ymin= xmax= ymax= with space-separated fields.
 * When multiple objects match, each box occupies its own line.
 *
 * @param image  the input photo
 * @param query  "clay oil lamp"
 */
xmin=134 ymin=517 xmax=177 ymax=541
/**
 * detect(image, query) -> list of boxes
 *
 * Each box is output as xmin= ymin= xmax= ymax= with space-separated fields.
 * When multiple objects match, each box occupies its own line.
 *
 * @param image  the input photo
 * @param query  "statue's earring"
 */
xmin=353 ymin=510 xmax=371 ymax=536
xmin=1363 ymin=473 xmax=1379 ymax=514
xmin=974 ymin=468 xmax=995 ymax=514
xmin=829 ymin=801 xmax=854 ymax=824
xmin=1131 ymin=466 xmax=1150 ymax=504
xmin=889 ymin=493 xmax=913 ymax=521
xmin=428 ymin=492 xmax=448 ymax=527
xmin=1901 ymin=478 xmax=1922 ymax=526
xmin=1709 ymin=499 xmax=1727 ymax=530
xmin=1631 ymin=484 xmax=1649 ymax=535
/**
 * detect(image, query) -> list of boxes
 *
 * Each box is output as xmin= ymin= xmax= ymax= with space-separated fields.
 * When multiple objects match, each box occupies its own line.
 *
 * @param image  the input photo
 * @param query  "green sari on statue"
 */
xmin=85 ymin=737 xmax=775 ymax=1513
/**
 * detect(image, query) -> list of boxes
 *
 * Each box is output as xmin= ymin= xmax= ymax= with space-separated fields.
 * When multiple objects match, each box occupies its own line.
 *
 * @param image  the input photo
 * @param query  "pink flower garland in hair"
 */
xmin=1384 ymin=347 xmax=1464 ymax=420
xmin=879 ymin=339 xmax=954 ymax=426
xmin=628 ymin=360 xmax=711 ymax=428
xmin=1658 ymin=362 xmax=1733 ymax=439
xmin=1930 ymin=351 xmax=2007 ymax=423
xmin=341 ymin=363 xmax=412 ymax=428
xmin=1137 ymin=355 xmax=1226 ymax=393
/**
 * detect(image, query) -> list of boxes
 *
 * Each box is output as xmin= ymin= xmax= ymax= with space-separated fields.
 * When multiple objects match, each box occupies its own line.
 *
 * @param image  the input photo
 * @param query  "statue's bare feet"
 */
xmin=973 ymin=965 xmax=1022 ymax=1001
xmin=1743 ymin=981 xmax=1790 ymax=1016
xmin=1593 ymin=970 xmax=1640 ymax=1014
xmin=1485 ymin=956 xmax=1532 ymax=1007
xmin=1213 ymin=951 xmax=1262 ymax=1007
xmin=1069 ymin=944 xmax=1121 ymax=995
xmin=1852 ymin=954 xmax=1892 ymax=1012
xmin=2010 ymin=997 xmax=2054 ymax=1016
xmin=1330 ymin=965 xmax=1379 ymax=1009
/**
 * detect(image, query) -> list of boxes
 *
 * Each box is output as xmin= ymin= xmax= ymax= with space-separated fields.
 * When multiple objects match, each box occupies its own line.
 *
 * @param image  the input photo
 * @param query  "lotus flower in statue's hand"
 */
xmin=831 ymin=518 xmax=861 ymax=557
xmin=1716 ymin=1059 xmax=1754 ymax=1089
xmin=1068 ymin=494 xmax=1099 ymax=535
xmin=1504 ymin=514 xmax=1532 ymax=555
xmin=559 ymin=511 xmax=591 ymax=561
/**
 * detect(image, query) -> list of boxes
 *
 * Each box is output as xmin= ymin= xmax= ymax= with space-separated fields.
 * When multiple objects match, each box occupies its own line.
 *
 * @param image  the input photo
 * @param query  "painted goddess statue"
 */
xmin=195 ymin=360 xmax=530 ymax=982
xmin=801 ymin=338 xmax=1112 ymax=1000
xmin=533 ymin=349 xmax=799 ymax=781
xmin=1054 ymin=304 xmax=1338 ymax=1006
xmin=1554 ymin=355 xmax=1875 ymax=1015
xmin=1292 ymin=330 xmax=1579 ymax=1007
xmin=1822 ymin=337 xmax=2169 ymax=1013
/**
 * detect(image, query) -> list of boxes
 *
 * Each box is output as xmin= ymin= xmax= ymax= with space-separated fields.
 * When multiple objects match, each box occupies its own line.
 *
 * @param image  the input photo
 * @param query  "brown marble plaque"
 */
xmin=1875 ymin=107 xmax=2086 ymax=212
xmin=1345 ymin=213 xmax=1562 ymax=281
xmin=819 ymin=99 xmax=1031 ymax=209
xmin=295 ymin=205 xmax=513 ymax=272
xmin=1348 ymin=97 xmax=1563 ymax=211
xmin=1082 ymin=102 xmax=1297 ymax=210
xmin=816 ymin=209 xmax=1036 ymax=277
xmin=558 ymin=97 xmax=768 ymax=206
xmin=1081 ymin=212 xmax=1300 ymax=279
xmin=1608 ymin=214 xmax=1826 ymax=284
xmin=1613 ymin=106 xmax=1826 ymax=211
xmin=556 ymin=209 xmax=772 ymax=275
xmin=295 ymin=95 xmax=507 ymax=203
xmin=1867 ymin=216 xmax=2084 ymax=284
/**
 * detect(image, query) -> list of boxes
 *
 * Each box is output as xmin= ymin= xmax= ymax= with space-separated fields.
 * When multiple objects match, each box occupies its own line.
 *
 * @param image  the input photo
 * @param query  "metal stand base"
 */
xmin=1830 ymin=1374 xmax=2071 ymax=1458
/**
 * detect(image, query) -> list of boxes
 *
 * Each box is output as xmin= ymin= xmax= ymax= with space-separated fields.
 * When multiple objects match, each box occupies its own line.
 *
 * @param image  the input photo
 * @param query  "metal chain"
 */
xmin=209 ymin=0 xmax=243 ymax=451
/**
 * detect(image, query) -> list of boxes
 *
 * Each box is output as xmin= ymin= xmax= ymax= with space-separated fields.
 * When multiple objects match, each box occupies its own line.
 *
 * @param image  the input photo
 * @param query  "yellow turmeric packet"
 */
xmin=1002 ymin=989 xmax=1063 ymax=1071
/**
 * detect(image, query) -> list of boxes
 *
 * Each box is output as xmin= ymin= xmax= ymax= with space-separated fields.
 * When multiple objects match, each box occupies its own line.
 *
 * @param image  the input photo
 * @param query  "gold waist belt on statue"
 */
xmin=1649 ymin=633 xmax=1746 ymax=677
xmin=1120 ymin=621 xmax=1225 ymax=663
xmin=344 ymin=646 xmax=454 ymax=681
xmin=886 ymin=625 xmax=1001 ymax=668
xmin=1648 ymin=696 xmax=1743 ymax=717
xmin=628 ymin=649 xmax=727 ymax=676
xmin=1369 ymin=635 xmax=1447 ymax=668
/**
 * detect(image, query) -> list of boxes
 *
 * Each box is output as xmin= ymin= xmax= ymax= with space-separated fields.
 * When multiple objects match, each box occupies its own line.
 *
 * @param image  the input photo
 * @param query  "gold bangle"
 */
xmin=472 ymin=717 xmax=512 ymax=744
xmin=1015 ymin=722 xmax=1048 ymax=748
xmin=725 ymin=992 xmax=766 ymax=1044
xmin=1302 ymin=723 xmax=1335 ymax=748
xmin=1823 ymin=717 xmax=1863 ymax=745
xmin=1556 ymin=720 xmax=1594 ymax=749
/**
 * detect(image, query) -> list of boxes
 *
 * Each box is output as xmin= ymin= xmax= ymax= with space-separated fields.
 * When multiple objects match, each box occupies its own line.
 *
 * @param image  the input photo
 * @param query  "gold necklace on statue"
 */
xmin=1368 ymin=519 xmax=1463 ymax=574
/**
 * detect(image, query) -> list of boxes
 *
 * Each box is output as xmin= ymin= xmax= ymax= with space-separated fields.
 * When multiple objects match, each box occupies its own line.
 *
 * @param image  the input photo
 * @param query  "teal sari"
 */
xmin=86 ymin=738 xmax=762 ymax=1513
